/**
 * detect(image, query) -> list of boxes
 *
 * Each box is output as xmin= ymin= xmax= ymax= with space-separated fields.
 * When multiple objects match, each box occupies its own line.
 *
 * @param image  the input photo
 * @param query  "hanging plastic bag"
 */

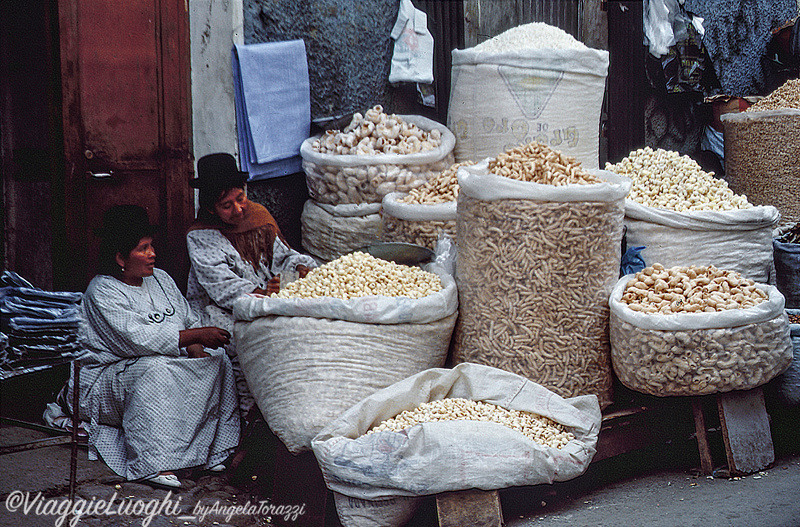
xmin=388 ymin=0 xmax=434 ymax=84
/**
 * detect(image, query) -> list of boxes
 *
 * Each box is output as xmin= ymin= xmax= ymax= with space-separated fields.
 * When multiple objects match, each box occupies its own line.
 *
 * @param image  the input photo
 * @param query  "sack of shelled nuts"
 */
xmin=451 ymin=142 xmax=631 ymax=409
xmin=311 ymin=362 xmax=602 ymax=527
xmin=232 ymin=252 xmax=458 ymax=454
xmin=607 ymin=147 xmax=780 ymax=283
xmin=722 ymin=78 xmax=800 ymax=226
xmin=301 ymin=107 xmax=455 ymax=205
xmin=609 ymin=264 xmax=793 ymax=397
xmin=379 ymin=161 xmax=472 ymax=250
xmin=300 ymin=200 xmax=382 ymax=262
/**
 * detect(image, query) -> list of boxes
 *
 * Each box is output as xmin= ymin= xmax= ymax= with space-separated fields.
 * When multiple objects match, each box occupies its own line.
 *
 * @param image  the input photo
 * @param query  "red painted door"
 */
xmin=57 ymin=0 xmax=193 ymax=292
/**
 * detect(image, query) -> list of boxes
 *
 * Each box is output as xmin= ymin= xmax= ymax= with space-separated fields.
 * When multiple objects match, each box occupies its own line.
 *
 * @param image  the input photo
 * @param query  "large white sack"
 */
xmin=623 ymin=201 xmax=781 ymax=283
xmin=448 ymin=47 xmax=608 ymax=168
xmin=300 ymin=200 xmax=382 ymax=262
xmin=233 ymin=264 xmax=459 ymax=454
xmin=312 ymin=362 xmax=601 ymax=500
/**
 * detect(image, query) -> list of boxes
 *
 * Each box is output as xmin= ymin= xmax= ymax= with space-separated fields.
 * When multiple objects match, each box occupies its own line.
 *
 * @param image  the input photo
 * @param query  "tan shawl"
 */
xmin=188 ymin=202 xmax=286 ymax=271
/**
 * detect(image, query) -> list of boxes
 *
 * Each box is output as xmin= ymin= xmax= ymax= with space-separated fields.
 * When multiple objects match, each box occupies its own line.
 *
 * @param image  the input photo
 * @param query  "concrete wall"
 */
xmin=189 ymin=0 xmax=243 ymax=162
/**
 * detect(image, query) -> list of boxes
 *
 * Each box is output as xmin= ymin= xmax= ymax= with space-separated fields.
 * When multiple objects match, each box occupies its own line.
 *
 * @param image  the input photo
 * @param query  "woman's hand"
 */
xmin=179 ymin=327 xmax=231 ymax=350
xmin=186 ymin=343 xmax=210 ymax=358
xmin=296 ymin=265 xmax=311 ymax=278
xmin=266 ymin=276 xmax=281 ymax=295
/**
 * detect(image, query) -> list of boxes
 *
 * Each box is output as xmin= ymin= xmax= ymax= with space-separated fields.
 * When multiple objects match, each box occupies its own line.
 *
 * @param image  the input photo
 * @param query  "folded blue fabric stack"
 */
xmin=0 ymin=271 xmax=83 ymax=373
xmin=232 ymin=39 xmax=311 ymax=181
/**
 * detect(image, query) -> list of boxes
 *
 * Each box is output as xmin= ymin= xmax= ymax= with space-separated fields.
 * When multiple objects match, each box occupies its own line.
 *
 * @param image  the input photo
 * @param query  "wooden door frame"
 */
xmin=56 ymin=0 xmax=194 ymax=292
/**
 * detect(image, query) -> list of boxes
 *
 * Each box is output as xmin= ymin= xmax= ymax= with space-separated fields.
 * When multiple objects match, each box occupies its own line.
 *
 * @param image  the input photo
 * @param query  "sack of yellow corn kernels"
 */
xmin=452 ymin=142 xmax=631 ymax=409
xmin=312 ymin=362 xmax=602 ymax=527
xmin=606 ymin=147 xmax=780 ymax=283
xmin=301 ymin=109 xmax=455 ymax=205
xmin=609 ymin=264 xmax=793 ymax=397
xmin=232 ymin=252 xmax=458 ymax=454
xmin=300 ymin=200 xmax=382 ymax=262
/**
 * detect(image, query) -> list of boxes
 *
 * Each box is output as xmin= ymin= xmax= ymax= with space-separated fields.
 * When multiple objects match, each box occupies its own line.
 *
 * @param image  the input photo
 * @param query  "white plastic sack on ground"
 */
xmin=609 ymin=276 xmax=793 ymax=396
xmin=301 ymin=200 xmax=382 ymax=262
xmin=448 ymin=46 xmax=608 ymax=168
xmin=623 ymin=201 xmax=780 ymax=283
xmin=232 ymin=265 xmax=458 ymax=454
xmin=312 ymin=362 xmax=601 ymax=502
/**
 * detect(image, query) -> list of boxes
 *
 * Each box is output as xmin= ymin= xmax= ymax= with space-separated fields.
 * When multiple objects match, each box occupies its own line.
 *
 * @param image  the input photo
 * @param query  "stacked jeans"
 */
xmin=0 ymin=271 xmax=83 ymax=372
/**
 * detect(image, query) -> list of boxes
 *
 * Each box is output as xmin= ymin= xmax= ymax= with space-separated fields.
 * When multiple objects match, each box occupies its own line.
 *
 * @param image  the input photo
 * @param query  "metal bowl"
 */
xmin=356 ymin=242 xmax=434 ymax=267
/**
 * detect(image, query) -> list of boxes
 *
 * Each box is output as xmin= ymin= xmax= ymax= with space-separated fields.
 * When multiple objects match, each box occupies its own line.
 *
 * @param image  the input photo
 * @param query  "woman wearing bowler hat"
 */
xmin=69 ymin=204 xmax=240 ymax=489
xmin=186 ymin=153 xmax=317 ymax=420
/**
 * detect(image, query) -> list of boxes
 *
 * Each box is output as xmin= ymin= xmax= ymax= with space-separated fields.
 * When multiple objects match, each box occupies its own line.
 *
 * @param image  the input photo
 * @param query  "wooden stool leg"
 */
xmin=717 ymin=387 xmax=774 ymax=475
xmin=436 ymin=489 xmax=503 ymax=527
xmin=271 ymin=440 xmax=328 ymax=527
xmin=691 ymin=397 xmax=714 ymax=476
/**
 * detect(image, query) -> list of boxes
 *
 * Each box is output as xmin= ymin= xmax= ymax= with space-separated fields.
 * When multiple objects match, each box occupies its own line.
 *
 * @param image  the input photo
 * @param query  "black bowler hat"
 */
xmin=190 ymin=153 xmax=249 ymax=190
xmin=94 ymin=204 xmax=157 ymax=241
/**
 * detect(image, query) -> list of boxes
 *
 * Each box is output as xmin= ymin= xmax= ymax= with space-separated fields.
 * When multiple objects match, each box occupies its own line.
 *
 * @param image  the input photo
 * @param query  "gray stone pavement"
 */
xmin=2 ymin=397 xmax=799 ymax=527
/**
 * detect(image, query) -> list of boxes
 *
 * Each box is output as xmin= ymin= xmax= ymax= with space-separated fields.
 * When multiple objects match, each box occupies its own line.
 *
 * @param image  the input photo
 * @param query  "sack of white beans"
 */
xmin=607 ymin=147 xmax=781 ymax=283
xmin=448 ymin=22 xmax=609 ymax=169
xmin=311 ymin=363 xmax=601 ymax=527
xmin=451 ymin=150 xmax=631 ymax=409
xmin=301 ymin=200 xmax=382 ymax=262
xmin=232 ymin=258 xmax=458 ymax=453
xmin=609 ymin=267 xmax=793 ymax=397
xmin=381 ymin=192 xmax=456 ymax=251
xmin=301 ymin=111 xmax=455 ymax=205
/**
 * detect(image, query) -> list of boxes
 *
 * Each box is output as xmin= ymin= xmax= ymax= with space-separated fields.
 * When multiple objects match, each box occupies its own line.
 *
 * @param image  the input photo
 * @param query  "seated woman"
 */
xmin=186 ymin=153 xmax=317 ymax=420
xmin=70 ymin=205 xmax=241 ymax=489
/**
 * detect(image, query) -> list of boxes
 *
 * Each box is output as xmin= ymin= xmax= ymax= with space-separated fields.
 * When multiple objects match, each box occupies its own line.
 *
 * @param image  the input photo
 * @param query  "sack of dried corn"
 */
xmin=451 ymin=142 xmax=630 ymax=409
xmin=448 ymin=23 xmax=609 ymax=168
xmin=609 ymin=264 xmax=793 ymax=397
xmin=311 ymin=362 xmax=601 ymax=527
xmin=232 ymin=253 xmax=458 ymax=454
xmin=722 ymin=79 xmax=800 ymax=227
xmin=607 ymin=147 xmax=780 ymax=283
xmin=301 ymin=108 xmax=455 ymax=205
xmin=300 ymin=200 xmax=382 ymax=262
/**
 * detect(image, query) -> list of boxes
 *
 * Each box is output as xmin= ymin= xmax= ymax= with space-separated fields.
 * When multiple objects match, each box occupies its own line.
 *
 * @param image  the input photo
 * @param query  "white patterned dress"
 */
xmin=186 ymin=228 xmax=317 ymax=417
xmin=70 ymin=268 xmax=240 ymax=481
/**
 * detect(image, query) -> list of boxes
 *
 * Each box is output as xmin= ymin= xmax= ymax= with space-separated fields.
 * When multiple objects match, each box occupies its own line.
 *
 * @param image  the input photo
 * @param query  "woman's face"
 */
xmin=213 ymin=187 xmax=249 ymax=226
xmin=116 ymin=236 xmax=156 ymax=285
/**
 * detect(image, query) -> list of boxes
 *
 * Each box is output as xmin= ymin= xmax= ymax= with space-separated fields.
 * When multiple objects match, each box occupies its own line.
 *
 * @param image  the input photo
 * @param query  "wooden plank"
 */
xmin=717 ymin=387 xmax=774 ymax=475
xmin=436 ymin=489 xmax=503 ymax=527
xmin=691 ymin=398 xmax=714 ymax=475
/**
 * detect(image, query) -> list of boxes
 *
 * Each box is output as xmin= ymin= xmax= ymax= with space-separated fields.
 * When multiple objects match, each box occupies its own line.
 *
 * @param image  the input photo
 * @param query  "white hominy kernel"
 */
xmin=365 ymin=398 xmax=575 ymax=449
xmin=473 ymin=22 xmax=587 ymax=54
xmin=605 ymin=147 xmax=751 ymax=211
xmin=274 ymin=251 xmax=442 ymax=300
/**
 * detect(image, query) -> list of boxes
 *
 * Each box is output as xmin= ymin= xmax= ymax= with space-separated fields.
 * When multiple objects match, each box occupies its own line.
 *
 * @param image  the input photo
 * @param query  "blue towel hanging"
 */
xmin=232 ymin=40 xmax=311 ymax=181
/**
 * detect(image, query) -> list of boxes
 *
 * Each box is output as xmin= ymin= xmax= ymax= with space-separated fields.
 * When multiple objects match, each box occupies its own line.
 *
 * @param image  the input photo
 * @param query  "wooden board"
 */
xmin=436 ymin=489 xmax=503 ymax=527
xmin=717 ymin=387 xmax=774 ymax=475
